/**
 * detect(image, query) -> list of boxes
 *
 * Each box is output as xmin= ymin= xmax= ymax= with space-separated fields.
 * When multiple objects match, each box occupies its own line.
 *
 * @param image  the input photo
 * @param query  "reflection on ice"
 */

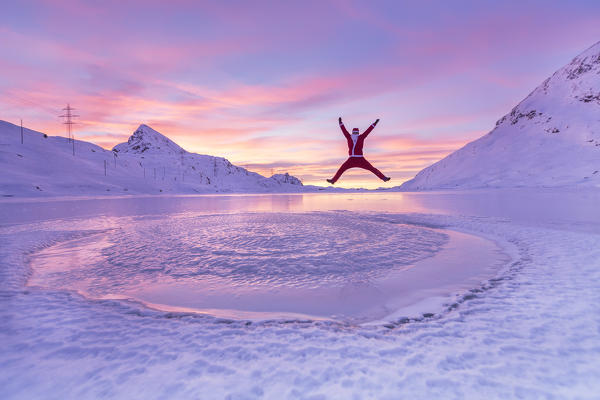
xmin=28 ymin=211 xmax=506 ymax=322
xmin=2 ymin=189 xmax=600 ymax=227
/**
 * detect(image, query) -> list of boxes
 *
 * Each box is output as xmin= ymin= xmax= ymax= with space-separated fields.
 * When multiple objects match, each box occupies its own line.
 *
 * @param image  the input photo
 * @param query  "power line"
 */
xmin=59 ymin=104 xmax=79 ymax=155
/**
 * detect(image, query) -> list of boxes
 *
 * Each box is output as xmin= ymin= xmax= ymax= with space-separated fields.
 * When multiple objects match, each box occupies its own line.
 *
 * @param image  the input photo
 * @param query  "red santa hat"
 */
xmin=352 ymin=128 xmax=359 ymax=134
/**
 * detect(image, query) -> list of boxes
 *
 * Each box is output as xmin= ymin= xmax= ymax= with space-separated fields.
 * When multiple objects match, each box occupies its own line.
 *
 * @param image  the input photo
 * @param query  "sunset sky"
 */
xmin=2 ymin=1 xmax=600 ymax=188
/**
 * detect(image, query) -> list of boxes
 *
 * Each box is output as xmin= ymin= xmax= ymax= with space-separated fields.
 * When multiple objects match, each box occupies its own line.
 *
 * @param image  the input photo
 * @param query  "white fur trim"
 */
xmin=351 ymin=134 xmax=359 ymax=156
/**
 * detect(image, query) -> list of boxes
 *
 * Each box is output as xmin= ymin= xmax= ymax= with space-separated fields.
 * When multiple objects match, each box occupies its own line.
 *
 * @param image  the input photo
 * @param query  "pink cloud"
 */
xmin=4 ymin=1 xmax=600 ymax=190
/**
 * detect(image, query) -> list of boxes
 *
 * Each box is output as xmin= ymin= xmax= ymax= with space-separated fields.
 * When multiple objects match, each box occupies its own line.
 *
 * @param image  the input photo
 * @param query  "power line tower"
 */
xmin=59 ymin=104 xmax=79 ymax=155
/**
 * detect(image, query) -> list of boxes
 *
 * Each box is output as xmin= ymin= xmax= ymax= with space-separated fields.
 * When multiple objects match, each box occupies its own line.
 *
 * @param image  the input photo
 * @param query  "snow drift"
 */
xmin=0 ymin=121 xmax=306 ymax=197
xmin=401 ymin=41 xmax=600 ymax=190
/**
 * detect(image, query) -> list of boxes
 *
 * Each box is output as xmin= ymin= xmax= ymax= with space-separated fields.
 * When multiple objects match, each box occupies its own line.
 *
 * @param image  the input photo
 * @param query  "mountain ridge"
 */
xmin=0 ymin=120 xmax=314 ymax=197
xmin=400 ymin=41 xmax=600 ymax=190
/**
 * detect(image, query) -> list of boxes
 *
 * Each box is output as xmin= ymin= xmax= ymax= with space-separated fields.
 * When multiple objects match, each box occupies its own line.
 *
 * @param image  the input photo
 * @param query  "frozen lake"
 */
xmin=27 ymin=210 xmax=503 ymax=323
xmin=4 ymin=192 xmax=513 ymax=322
xmin=1 ymin=190 xmax=600 ymax=399
xmin=2 ymin=188 xmax=599 ymax=225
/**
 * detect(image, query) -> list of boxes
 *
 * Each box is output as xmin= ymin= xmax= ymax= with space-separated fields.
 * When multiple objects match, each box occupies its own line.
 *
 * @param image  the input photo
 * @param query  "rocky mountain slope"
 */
xmin=400 ymin=41 xmax=600 ymax=190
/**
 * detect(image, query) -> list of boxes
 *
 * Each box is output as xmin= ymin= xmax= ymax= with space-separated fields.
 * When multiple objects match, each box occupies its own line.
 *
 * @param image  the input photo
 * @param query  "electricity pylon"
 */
xmin=59 ymin=104 xmax=79 ymax=155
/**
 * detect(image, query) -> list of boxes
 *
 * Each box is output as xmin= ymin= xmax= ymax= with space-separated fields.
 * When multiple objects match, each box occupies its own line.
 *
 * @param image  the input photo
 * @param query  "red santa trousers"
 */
xmin=331 ymin=156 xmax=386 ymax=183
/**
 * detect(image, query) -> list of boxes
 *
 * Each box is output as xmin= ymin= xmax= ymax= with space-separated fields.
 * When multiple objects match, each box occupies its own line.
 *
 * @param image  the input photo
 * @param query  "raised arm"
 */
xmin=339 ymin=117 xmax=350 ymax=139
xmin=361 ymin=118 xmax=380 ymax=139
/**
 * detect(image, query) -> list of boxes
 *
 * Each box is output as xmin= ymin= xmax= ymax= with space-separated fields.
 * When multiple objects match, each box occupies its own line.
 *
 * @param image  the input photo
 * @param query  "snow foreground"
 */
xmin=0 ymin=121 xmax=308 ymax=197
xmin=401 ymin=40 xmax=600 ymax=190
xmin=1 ymin=193 xmax=600 ymax=399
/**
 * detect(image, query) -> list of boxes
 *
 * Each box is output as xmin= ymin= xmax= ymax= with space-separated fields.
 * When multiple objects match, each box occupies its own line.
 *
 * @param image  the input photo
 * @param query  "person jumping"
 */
xmin=327 ymin=117 xmax=391 ymax=184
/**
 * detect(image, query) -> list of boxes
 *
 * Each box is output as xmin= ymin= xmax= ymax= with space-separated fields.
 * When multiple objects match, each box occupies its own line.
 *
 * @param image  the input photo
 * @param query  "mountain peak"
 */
xmin=573 ymin=40 xmax=600 ymax=60
xmin=400 ymin=40 xmax=600 ymax=190
xmin=113 ymin=124 xmax=185 ymax=155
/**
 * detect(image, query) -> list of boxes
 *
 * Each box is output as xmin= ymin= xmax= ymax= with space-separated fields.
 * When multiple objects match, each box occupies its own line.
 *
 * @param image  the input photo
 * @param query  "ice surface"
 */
xmin=29 ymin=213 xmax=446 ymax=290
xmin=2 ymin=191 xmax=600 ymax=399
xmin=26 ymin=212 xmax=506 ymax=322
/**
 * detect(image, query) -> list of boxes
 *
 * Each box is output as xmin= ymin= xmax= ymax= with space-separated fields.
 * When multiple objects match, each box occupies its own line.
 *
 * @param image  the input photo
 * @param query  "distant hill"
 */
xmin=400 ymin=41 xmax=600 ymax=190
xmin=0 ymin=121 xmax=308 ymax=197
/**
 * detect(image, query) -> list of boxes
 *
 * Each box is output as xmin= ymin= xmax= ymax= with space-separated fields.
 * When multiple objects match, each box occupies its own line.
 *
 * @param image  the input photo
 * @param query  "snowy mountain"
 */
xmin=270 ymin=173 xmax=303 ymax=186
xmin=0 ymin=121 xmax=308 ymax=197
xmin=110 ymin=124 xmax=306 ymax=192
xmin=113 ymin=124 xmax=185 ymax=155
xmin=401 ymin=41 xmax=600 ymax=190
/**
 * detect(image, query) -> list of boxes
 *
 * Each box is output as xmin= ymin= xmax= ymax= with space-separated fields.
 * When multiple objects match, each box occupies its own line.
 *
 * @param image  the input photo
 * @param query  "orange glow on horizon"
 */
xmin=61 ymin=123 xmax=475 ymax=189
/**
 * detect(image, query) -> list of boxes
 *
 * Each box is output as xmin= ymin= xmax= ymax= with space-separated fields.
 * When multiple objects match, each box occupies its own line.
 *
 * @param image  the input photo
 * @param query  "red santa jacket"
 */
xmin=339 ymin=121 xmax=377 ymax=156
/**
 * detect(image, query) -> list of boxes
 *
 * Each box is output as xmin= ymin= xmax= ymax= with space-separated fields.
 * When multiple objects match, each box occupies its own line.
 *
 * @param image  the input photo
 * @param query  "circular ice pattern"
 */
xmin=33 ymin=212 xmax=449 ymax=294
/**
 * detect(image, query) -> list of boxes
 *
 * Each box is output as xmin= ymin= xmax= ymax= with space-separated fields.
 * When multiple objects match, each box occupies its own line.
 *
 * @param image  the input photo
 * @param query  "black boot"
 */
xmin=383 ymin=177 xmax=391 ymax=182
xmin=326 ymin=179 xmax=335 ymax=184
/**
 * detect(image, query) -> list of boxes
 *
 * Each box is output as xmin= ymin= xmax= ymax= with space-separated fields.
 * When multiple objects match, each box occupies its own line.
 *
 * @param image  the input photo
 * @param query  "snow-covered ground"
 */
xmin=1 ymin=191 xmax=600 ymax=399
